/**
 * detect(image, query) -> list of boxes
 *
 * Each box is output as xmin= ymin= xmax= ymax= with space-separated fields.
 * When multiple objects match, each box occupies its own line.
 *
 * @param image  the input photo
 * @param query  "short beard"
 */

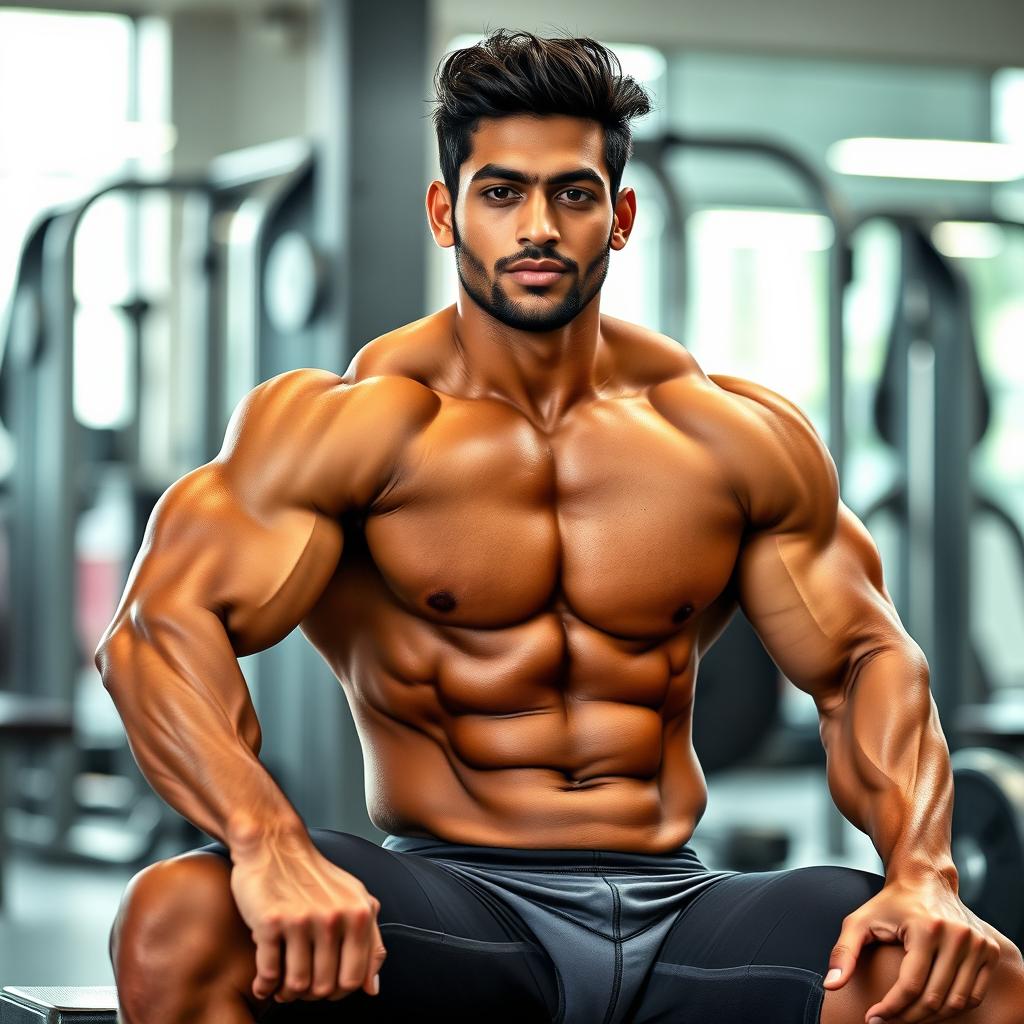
xmin=452 ymin=218 xmax=611 ymax=333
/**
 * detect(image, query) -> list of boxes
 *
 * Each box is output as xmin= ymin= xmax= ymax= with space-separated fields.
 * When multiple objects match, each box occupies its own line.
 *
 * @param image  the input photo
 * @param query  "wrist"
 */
xmin=226 ymin=811 xmax=311 ymax=861
xmin=884 ymin=857 xmax=959 ymax=892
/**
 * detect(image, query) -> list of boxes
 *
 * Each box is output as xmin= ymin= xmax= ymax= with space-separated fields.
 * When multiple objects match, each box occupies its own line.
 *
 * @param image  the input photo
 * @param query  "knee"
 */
xmin=821 ymin=931 xmax=1024 ymax=1024
xmin=985 ymin=931 xmax=1024 ymax=1024
xmin=111 ymin=852 xmax=250 ymax=1008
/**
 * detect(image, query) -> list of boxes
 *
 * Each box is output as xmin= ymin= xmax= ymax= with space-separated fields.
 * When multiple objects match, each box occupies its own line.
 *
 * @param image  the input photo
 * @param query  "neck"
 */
xmin=448 ymin=292 xmax=611 ymax=430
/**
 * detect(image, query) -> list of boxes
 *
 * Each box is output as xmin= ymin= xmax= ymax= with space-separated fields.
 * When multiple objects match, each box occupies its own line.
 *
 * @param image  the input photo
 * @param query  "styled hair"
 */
xmin=430 ymin=29 xmax=653 ymax=210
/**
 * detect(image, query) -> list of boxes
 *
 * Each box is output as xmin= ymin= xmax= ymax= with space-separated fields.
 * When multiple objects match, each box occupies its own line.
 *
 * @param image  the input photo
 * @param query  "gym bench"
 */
xmin=0 ymin=986 xmax=117 ymax=1022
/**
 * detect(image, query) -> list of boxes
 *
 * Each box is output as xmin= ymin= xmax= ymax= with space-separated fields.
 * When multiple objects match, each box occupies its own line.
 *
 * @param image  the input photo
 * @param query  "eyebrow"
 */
xmin=469 ymin=163 xmax=606 ymax=192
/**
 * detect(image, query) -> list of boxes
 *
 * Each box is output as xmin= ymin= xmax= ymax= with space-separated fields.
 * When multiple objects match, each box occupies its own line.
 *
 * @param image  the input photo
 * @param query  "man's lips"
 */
xmin=506 ymin=264 xmax=568 ymax=286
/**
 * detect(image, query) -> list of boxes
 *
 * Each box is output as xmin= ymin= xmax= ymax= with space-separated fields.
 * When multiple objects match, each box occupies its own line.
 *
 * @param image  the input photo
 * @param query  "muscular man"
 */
xmin=97 ymin=28 xmax=1024 ymax=1024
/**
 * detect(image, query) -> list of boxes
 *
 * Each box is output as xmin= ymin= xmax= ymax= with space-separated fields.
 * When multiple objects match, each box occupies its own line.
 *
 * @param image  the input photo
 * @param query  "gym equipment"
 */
xmin=849 ymin=213 xmax=1024 ymax=721
xmin=0 ymin=695 xmax=73 ymax=908
xmin=0 ymin=986 xmax=116 ymax=1023
xmin=951 ymin=747 xmax=1024 ymax=948
xmin=0 ymin=139 xmax=318 ymax=872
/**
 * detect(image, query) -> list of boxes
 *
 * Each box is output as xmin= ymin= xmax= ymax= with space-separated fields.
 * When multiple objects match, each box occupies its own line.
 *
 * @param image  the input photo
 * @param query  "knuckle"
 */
xmin=946 ymin=992 xmax=967 ymax=1010
xmin=923 ymin=991 xmax=944 ymax=1009
xmin=311 ymin=982 xmax=334 ymax=998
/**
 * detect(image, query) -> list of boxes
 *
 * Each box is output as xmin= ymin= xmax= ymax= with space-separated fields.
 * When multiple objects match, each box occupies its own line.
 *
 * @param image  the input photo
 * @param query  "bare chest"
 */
xmin=359 ymin=392 xmax=745 ymax=639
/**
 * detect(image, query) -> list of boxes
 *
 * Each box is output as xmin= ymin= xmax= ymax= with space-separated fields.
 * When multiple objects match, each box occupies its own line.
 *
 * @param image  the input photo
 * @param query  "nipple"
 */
xmin=427 ymin=590 xmax=457 ymax=613
xmin=672 ymin=602 xmax=695 ymax=623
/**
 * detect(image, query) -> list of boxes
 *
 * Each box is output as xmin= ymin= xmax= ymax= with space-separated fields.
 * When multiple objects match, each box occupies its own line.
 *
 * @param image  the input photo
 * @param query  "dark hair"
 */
xmin=430 ymin=28 xmax=653 ymax=211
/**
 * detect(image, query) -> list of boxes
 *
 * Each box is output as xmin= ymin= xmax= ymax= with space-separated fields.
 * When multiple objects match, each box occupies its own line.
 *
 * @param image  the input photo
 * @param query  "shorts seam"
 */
xmin=405 ymin=859 xmax=565 ymax=1024
xmin=651 ymin=871 xmax=739 ymax=957
xmin=378 ymin=921 xmax=538 ymax=953
xmin=805 ymin=973 xmax=826 ymax=1024
xmin=381 ymin=847 xmax=448 ymax=933
xmin=748 ymin=871 xmax=806 ymax=964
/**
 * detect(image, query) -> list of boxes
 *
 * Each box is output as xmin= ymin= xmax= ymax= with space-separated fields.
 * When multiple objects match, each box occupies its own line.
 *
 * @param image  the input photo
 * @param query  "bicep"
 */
xmin=110 ymin=462 xmax=344 ymax=657
xmin=735 ymin=501 xmax=905 ymax=712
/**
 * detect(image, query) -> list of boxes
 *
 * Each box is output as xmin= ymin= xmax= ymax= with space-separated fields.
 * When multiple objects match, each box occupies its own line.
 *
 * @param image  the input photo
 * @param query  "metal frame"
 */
xmin=0 ymin=139 xmax=315 ymax=863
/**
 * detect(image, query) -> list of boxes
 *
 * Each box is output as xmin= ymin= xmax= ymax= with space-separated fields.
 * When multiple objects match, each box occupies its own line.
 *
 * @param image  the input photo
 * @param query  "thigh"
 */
xmin=197 ymin=827 xmax=559 ymax=1023
xmin=629 ymin=864 xmax=886 ymax=1024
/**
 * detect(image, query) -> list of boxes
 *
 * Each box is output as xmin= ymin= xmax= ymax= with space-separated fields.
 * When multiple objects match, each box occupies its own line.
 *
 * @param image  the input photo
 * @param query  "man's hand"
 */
xmin=822 ymin=875 xmax=1002 ymax=1023
xmin=228 ymin=832 xmax=388 ymax=1004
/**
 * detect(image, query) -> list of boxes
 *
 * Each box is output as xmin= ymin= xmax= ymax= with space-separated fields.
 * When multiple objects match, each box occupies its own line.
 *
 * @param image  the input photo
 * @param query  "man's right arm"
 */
xmin=94 ymin=368 xmax=437 ymax=855
xmin=96 ymin=367 xmax=437 ymax=1004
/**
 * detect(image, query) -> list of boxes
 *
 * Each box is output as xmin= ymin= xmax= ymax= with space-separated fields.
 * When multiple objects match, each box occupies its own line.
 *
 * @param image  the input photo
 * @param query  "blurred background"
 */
xmin=1 ymin=0 xmax=1024 ymax=991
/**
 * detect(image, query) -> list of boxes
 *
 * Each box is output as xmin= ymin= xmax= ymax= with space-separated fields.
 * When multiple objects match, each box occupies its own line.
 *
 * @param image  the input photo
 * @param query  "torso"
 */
xmin=301 ymin=304 xmax=760 ymax=853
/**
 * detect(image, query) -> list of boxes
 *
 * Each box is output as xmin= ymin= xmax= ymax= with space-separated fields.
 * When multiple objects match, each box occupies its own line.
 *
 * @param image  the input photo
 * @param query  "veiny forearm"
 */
xmin=819 ymin=644 xmax=959 ymax=889
xmin=96 ymin=609 xmax=307 ymax=858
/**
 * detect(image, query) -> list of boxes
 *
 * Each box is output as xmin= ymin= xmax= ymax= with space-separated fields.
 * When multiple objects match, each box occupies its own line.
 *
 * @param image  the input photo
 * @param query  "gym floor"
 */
xmin=0 ymin=762 xmax=883 ymax=987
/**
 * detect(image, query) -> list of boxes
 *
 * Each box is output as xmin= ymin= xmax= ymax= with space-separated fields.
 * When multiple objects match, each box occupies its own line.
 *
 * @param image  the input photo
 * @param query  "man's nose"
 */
xmin=517 ymin=191 xmax=560 ymax=248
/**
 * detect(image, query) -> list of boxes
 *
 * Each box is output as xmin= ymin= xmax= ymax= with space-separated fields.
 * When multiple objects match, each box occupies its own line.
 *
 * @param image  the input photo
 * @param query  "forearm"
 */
xmin=96 ymin=610 xmax=308 ymax=858
xmin=819 ymin=644 xmax=959 ymax=889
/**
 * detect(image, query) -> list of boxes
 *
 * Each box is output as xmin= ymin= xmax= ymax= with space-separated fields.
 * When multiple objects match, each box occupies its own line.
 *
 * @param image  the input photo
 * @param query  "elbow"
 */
xmin=94 ymin=613 xmax=146 ymax=688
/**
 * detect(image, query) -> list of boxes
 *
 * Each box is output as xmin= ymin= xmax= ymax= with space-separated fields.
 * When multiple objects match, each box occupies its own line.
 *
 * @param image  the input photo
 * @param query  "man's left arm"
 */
xmin=723 ymin=377 xmax=1004 ymax=1022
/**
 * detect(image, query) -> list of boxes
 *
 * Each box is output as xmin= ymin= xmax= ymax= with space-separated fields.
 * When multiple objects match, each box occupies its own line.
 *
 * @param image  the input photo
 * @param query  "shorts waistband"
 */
xmin=381 ymin=833 xmax=706 ymax=873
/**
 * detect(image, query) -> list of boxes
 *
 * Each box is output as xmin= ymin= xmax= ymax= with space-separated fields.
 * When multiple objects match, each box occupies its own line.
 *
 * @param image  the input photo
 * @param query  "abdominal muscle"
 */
xmin=314 ymin=611 xmax=712 ymax=855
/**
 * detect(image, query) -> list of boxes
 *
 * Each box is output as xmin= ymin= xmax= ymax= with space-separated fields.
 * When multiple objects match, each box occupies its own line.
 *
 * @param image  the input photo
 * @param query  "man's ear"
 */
xmin=426 ymin=179 xmax=455 ymax=249
xmin=610 ymin=186 xmax=637 ymax=251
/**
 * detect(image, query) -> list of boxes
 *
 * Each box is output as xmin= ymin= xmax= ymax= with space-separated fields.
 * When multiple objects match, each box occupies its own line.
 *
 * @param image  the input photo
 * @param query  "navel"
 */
xmin=427 ymin=590 xmax=457 ymax=613
xmin=672 ymin=602 xmax=695 ymax=623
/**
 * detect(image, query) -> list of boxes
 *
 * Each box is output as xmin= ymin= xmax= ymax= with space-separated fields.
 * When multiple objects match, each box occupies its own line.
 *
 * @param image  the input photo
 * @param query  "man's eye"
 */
xmin=562 ymin=188 xmax=592 ymax=203
xmin=484 ymin=186 xmax=516 ymax=201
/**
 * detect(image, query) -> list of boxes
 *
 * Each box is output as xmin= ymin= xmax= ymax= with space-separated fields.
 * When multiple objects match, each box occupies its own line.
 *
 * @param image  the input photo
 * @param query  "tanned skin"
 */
xmin=97 ymin=114 xmax=1023 ymax=1024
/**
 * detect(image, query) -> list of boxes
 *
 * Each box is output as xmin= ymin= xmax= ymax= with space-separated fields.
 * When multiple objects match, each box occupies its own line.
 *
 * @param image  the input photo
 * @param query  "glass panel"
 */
xmin=74 ymin=192 xmax=133 ymax=307
xmin=0 ymin=9 xmax=134 ymax=321
xmin=74 ymin=304 xmax=133 ymax=430
xmin=676 ymin=203 xmax=832 ymax=436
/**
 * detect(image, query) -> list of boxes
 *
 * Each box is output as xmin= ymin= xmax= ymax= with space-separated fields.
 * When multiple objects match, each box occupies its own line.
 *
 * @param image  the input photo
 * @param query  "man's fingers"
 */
xmin=895 ymin=926 xmax=973 ymax=1021
xmin=308 ymin=914 xmax=345 ymax=1001
xmin=969 ymin=959 xmax=994 ymax=1007
xmin=865 ymin=920 xmax=939 ymax=1021
xmin=276 ymin=920 xmax=313 ymax=1002
xmin=252 ymin=927 xmax=282 ymax=1001
xmin=939 ymin=938 xmax=992 ymax=1016
xmin=824 ymin=919 xmax=871 ymax=988
xmin=337 ymin=903 xmax=374 ymax=996
xmin=364 ymin=918 xmax=387 ymax=995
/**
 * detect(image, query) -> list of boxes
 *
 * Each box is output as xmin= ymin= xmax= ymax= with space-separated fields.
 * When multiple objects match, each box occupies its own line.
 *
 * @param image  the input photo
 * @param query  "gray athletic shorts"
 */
xmin=381 ymin=833 xmax=884 ymax=1024
xmin=198 ymin=826 xmax=886 ymax=1023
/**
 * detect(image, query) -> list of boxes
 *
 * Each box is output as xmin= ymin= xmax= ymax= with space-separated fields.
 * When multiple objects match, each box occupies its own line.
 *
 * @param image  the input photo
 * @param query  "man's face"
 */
xmin=430 ymin=114 xmax=634 ymax=333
